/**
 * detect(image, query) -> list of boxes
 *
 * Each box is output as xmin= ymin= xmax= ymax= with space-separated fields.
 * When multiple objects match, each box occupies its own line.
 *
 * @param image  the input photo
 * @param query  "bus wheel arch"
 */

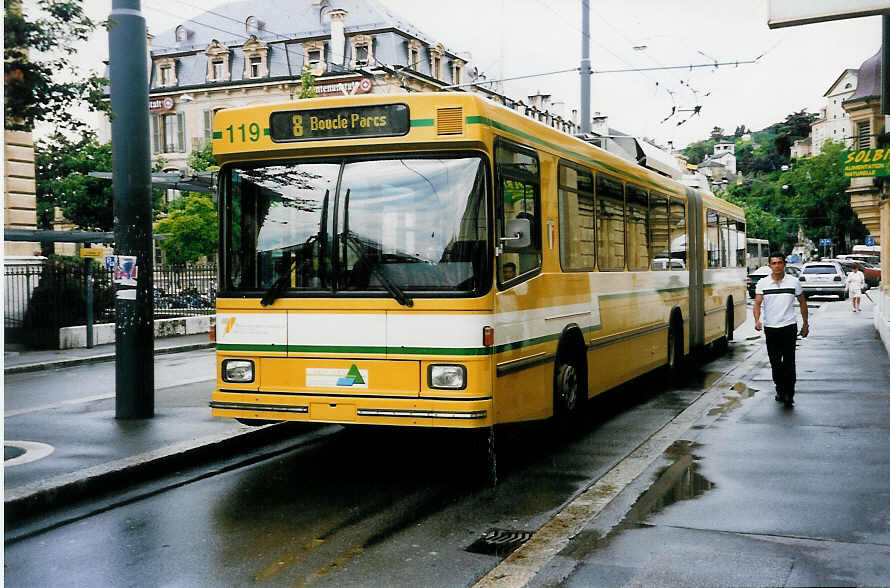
xmin=552 ymin=325 xmax=588 ymax=434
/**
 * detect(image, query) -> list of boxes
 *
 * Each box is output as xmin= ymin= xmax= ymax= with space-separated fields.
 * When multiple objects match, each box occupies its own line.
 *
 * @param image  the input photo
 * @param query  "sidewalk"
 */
xmin=511 ymin=296 xmax=890 ymax=587
xmin=4 ymin=333 xmax=314 ymax=527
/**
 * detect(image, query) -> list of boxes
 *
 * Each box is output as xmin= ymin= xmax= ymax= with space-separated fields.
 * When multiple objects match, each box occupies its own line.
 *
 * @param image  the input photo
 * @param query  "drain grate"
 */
xmin=466 ymin=528 xmax=533 ymax=557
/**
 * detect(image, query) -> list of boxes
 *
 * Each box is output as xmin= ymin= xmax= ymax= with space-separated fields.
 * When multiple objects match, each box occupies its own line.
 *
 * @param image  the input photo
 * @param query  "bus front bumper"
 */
xmin=211 ymin=392 xmax=493 ymax=428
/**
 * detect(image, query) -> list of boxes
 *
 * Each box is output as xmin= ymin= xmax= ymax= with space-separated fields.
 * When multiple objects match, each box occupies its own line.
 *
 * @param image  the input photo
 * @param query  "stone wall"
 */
xmin=4 ymin=129 xmax=39 ymax=256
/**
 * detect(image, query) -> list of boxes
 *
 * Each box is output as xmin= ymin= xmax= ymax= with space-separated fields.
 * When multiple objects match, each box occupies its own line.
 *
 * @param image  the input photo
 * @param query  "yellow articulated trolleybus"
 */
xmin=210 ymin=93 xmax=746 ymax=436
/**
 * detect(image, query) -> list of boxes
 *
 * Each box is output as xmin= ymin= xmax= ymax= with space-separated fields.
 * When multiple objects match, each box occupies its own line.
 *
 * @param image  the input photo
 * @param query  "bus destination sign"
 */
xmin=269 ymin=104 xmax=410 ymax=142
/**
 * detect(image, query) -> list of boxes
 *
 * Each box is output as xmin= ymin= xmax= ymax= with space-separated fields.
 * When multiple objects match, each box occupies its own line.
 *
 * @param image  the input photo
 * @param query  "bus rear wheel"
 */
xmin=667 ymin=318 xmax=686 ymax=385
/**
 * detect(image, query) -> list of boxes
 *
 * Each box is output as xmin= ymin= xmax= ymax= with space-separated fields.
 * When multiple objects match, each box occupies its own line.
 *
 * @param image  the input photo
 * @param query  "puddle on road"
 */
xmin=562 ymin=440 xmax=715 ymax=558
xmin=707 ymin=382 xmax=758 ymax=417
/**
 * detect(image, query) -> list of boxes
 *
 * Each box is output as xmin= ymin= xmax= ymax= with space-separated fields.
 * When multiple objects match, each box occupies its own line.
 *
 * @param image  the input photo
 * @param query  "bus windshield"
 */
xmin=224 ymin=154 xmax=490 ymax=301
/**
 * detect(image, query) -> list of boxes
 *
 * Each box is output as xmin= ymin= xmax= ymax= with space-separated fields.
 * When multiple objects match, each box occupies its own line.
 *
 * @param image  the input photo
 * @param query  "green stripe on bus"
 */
xmin=465 ymin=116 xmax=682 ymax=196
xmin=411 ymin=119 xmax=435 ymax=127
xmin=212 ymin=131 xmax=222 ymax=139
xmin=217 ymin=344 xmax=286 ymax=352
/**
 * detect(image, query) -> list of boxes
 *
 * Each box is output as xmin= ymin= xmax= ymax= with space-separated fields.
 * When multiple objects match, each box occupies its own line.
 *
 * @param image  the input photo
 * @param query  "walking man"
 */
xmin=753 ymin=253 xmax=809 ymax=406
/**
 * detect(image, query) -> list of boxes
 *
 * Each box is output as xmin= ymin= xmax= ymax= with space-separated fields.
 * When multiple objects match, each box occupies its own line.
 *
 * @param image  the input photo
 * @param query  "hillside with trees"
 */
xmin=683 ymin=110 xmax=866 ymax=254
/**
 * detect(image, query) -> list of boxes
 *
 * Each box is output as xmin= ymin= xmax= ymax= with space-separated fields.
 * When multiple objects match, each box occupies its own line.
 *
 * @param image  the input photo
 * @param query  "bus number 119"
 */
xmin=226 ymin=122 xmax=261 ymax=142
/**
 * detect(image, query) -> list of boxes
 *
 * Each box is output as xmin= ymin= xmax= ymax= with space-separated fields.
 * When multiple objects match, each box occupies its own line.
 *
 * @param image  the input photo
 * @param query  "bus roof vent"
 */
xmin=437 ymin=107 xmax=463 ymax=135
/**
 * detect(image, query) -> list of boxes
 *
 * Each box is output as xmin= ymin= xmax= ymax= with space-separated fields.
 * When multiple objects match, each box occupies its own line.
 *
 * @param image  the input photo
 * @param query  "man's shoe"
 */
xmin=783 ymin=396 xmax=794 ymax=407
xmin=775 ymin=394 xmax=783 ymax=402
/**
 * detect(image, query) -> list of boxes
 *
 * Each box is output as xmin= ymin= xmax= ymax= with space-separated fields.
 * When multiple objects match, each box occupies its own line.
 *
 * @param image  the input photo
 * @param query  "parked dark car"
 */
xmin=746 ymin=264 xmax=800 ymax=299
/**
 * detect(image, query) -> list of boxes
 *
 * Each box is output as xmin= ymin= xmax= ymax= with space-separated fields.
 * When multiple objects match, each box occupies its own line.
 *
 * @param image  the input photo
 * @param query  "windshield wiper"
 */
xmin=343 ymin=232 xmax=413 ymax=307
xmin=260 ymin=263 xmax=294 ymax=306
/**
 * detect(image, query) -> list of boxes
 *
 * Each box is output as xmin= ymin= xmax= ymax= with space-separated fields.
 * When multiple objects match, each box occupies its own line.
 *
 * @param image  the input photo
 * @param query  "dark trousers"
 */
xmin=764 ymin=324 xmax=798 ymax=398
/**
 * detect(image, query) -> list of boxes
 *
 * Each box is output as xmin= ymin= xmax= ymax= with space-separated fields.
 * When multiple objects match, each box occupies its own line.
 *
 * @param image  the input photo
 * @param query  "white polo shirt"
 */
xmin=755 ymin=273 xmax=802 ymax=328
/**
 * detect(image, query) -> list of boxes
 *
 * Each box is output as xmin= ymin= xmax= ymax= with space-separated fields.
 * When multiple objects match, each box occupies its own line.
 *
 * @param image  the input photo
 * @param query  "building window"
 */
xmin=451 ymin=60 xmax=463 ymax=85
xmin=245 ymin=16 xmax=263 ymax=34
xmin=430 ymin=44 xmax=444 ymax=80
xmin=407 ymin=39 xmax=422 ymax=70
xmin=303 ymin=41 xmax=325 ymax=73
xmin=160 ymin=65 xmax=172 ymax=87
xmin=151 ymin=112 xmax=186 ymax=154
xmin=242 ymin=35 xmax=268 ymax=79
xmin=355 ymin=44 xmax=369 ymax=66
xmin=249 ymin=56 xmax=262 ymax=78
xmin=858 ymin=120 xmax=871 ymax=149
xmin=350 ymin=35 xmax=373 ymax=69
xmin=205 ymin=39 xmax=230 ymax=82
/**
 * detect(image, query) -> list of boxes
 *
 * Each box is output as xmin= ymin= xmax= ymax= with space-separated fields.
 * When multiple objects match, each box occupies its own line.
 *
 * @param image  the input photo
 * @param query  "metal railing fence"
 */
xmin=4 ymin=259 xmax=217 ymax=347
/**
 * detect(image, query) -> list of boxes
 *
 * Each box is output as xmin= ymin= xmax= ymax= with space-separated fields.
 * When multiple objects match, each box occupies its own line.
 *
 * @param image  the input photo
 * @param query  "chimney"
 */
xmin=527 ymin=91 xmax=551 ymax=110
xmin=330 ymin=9 xmax=347 ymax=66
xmin=590 ymin=112 xmax=608 ymax=136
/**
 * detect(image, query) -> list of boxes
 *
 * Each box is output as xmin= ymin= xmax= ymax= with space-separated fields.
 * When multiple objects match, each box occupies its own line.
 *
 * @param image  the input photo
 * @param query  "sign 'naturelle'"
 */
xmin=843 ymin=148 xmax=890 ymax=177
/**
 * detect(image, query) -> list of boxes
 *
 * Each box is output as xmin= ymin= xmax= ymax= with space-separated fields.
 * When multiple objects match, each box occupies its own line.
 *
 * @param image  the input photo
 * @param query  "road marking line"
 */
xmin=474 ymin=365 xmax=754 ymax=587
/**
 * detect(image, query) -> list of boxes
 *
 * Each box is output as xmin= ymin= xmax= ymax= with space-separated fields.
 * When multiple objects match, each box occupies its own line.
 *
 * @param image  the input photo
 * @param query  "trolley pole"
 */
xmin=109 ymin=0 xmax=155 ymax=418
xmin=579 ymin=0 xmax=591 ymax=134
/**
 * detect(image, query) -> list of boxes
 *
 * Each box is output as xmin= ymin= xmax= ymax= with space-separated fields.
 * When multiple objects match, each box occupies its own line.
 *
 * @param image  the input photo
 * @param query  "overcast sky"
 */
xmin=44 ymin=0 xmax=884 ymax=149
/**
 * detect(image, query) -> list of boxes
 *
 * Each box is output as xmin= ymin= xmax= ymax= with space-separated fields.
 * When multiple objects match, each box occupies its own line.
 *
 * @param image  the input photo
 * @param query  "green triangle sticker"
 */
xmin=346 ymin=364 xmax=365 ymax=385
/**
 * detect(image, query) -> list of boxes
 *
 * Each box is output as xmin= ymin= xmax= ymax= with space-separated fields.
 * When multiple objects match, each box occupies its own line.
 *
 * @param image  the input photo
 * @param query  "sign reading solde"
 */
xmin=843 ymin=148 xmax=890 ymax=177
xmin=268 ymin=103 xmax=410 ymax=142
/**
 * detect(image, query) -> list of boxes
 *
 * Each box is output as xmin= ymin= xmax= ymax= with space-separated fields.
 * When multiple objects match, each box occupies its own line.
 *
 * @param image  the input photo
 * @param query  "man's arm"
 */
xmin=797 ymin=294 xmax=809 ymax=338
xmin=753 ymin=294 xmax=764 ymax=331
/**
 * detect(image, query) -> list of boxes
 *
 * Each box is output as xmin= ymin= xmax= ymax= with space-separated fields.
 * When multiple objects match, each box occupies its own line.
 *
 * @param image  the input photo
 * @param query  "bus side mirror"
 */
xmin=501 ymin=218 xmax=531 ymax=250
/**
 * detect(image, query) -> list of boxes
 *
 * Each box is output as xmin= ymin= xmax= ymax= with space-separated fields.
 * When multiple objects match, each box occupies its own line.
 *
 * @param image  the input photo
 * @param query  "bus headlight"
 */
xmin=222 ymin=359 xmax=255 ymax=383
xmin=428 ymin=364 xmax=466 ymax=390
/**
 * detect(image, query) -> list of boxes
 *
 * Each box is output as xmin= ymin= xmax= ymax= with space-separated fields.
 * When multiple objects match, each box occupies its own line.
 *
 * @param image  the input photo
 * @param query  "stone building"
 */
xmin=842 ymin=48 xmax=890 ymax=357
xmin=102 ymin=0 xmax=498 ymax=175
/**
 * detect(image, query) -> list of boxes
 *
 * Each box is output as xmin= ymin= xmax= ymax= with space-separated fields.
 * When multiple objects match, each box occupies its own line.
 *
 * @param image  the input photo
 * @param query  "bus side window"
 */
xmin=669 ymin=199 xmax=687 ymax=268
xmin=626 ymin=184 xmax=649 ymax=271
xmin=558 ymin=161 xmax=595 ymax=271
xmin=706 ymin=210 xmax=720 ymax=268
xmin=649 ymin=193 xmax=669 ymax=270
xmin=496 ymin=141 xmax=541 ymax=285
xmin=596 ymin=173 xmax=625 ymax=271
xmin=736 ymin=221 xmax=746 ymax=268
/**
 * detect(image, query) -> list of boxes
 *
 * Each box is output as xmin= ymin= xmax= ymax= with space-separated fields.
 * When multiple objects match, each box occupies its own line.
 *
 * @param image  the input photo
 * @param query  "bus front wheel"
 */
xmin=553 ymin=353 xmax=586 ymax=437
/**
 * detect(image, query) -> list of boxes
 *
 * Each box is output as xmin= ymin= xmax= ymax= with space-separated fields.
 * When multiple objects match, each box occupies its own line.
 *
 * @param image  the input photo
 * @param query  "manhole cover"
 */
xmin=466 ymin=528 xmax=533 ymax=557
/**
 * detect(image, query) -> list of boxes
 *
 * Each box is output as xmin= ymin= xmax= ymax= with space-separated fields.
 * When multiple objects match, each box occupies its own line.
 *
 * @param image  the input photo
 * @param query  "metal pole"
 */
xmin=580 ymin=0 xmax=591 ymax=134
xmin=109 ymin=0 xmax=154 ymax=418
xmin=85 ymin=258 xmax=94 ymax=348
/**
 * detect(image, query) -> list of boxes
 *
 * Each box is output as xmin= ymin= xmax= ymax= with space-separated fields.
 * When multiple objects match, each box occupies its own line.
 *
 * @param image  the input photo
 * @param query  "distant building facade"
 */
xmin=793 ymin=68 xmax=858 ymax=158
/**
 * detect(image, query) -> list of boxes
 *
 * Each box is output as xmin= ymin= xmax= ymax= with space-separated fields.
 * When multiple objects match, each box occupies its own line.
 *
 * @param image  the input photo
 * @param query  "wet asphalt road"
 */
xmin=4 ymin=344 xmax=741 ymax=586
xmin=8 ymin=297 xmax=888 ymax=587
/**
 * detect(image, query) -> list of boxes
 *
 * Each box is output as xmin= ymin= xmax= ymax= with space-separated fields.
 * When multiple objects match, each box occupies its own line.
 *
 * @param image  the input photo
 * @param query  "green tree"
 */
xmin=35 ymin=130 xmax=113 ymax=230
xmin=4 ymin=0 xmax=110 ymax=132
xmin=155 ymin=194 xmax=218 ymax=264
xmin=36 ymin=130 xmax=168 ymax=232
xmin=188 ymin=142 xmax=217 ymax=172
xmin=784 ymin=141 xmax=865 ymax=248
xmin=682 ymin=138 xmax=716 ymax=165
xmin=299 ymin=65 xmax=316 ymax=98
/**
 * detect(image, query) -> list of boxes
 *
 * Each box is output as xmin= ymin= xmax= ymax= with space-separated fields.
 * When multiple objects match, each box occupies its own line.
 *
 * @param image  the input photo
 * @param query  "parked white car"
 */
xmin=800 ymin=261 xmax=847 ymax=300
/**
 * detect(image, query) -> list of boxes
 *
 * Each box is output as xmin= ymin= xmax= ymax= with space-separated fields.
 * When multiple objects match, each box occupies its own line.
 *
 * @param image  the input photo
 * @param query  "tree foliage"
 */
xmin=155 ymin=194 xmax=218 ymax=264
xmin=188 ymin=142 xmax=218 ymax=172
xmin=35 ymin=131 xmax=114 ymax=230
xmin=784 ymin=141 xmax=865 ymax=245
xmin=4 ymin=0 xmax=111 ymax=132
xmin=35 ymin=130 xmax=167 ymax=232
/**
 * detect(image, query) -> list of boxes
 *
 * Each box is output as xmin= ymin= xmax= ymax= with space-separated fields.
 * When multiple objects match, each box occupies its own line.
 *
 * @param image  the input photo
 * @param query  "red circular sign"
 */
xmin=358 ymin=78 xmax=372 ymax=93
xmin=162 ymin=96 xmax=174 ymax=110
